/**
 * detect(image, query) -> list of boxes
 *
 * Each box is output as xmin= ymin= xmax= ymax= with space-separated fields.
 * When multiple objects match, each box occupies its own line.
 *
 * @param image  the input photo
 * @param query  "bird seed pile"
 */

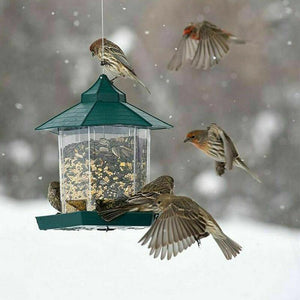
xmin=62 ymin=136 xmax=147 ymax=212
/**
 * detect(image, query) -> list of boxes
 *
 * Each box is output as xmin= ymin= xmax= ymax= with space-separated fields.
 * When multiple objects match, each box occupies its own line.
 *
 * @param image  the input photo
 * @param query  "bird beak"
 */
xmin=184 ymin=137 xmax=190 ymax=143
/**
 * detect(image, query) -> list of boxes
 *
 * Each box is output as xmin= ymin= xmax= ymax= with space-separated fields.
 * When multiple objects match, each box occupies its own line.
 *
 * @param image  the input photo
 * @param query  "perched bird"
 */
xmin=90 ymin=38 xmax=150 ymax=93
xmin=47 ymin=181 xmax=87 ymax=212
xmin=48 ymin=181 xmax=61 ymax=212
xmin=184 ymin=123 xmax=261 ymax=183
xmin=168 ymin=20 xmax=246 ymax=71
xmin=97 ymin=175 xmax=174 ymax=221
xmin=139 ymin=194 xmax=242 ymax=260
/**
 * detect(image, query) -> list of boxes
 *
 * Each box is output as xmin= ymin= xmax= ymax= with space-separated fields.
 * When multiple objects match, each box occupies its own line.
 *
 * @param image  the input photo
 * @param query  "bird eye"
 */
xmin=191 ymin=135 xmax=195 ymax=139
xmin=157 ymin=200 xmax=161 ymax=204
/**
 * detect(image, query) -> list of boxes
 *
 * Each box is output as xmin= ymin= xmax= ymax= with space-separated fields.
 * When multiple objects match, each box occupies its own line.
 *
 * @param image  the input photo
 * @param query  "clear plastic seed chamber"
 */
xmin=35 ymin=74 xmax=172 ymax=230
xmin=58 ymin=126 xmax=150 ymax=213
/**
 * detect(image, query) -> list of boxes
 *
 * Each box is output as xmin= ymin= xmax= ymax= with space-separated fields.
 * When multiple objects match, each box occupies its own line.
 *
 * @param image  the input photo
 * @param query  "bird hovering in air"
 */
xmin=90 ymin=38 xmax=150 ymax=93
xmin=184 ymin=123 xmax=261 ymax=183
xmin=168 ymin=20 xmax=246 ymax=71
xmin=99 ymin=176 xmax=242 ymax=260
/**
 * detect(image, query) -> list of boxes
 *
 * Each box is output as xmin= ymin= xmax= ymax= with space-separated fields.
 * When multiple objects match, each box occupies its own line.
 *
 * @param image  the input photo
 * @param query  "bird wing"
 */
xmin=140 ymin=175 xmax=174 ymax=195
xmin=108 ymin=41 xmax=136 ymax=75
xmin=191 ymin=21 xmax=230 ymax=70
xmin=139 ymin=200 xmax=207 ymax=260
xmin=97 ymin=194 xmax=155 ymax=222
xmin=208 ymin=123 xmax=238 ymax=170
xmin=167 ymin=36 xmax=190 ymax=71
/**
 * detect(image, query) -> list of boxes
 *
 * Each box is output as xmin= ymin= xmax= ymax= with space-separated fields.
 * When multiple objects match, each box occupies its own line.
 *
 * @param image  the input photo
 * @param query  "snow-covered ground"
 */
xmin=1 ymin=197 xmax=300 ymax=300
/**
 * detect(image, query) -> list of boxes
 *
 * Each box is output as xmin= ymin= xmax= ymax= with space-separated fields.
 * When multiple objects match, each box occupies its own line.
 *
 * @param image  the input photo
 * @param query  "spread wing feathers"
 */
xmin=98 ymin=192 xmax=158 ymax=222
xmin=191 ymin=29 xmax=229 ymax=70
xmin=98 ymin=204 xmax=140 ymax=222
xmin=167 ymin=37 xmax=187 ymax=71
xmin=139 ymin=204 xmax=207 ymax=260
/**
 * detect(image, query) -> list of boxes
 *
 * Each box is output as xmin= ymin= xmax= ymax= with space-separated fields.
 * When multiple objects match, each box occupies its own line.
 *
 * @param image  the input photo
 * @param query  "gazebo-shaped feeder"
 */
xmin=36 ymin=74 xmax=172 ymax=230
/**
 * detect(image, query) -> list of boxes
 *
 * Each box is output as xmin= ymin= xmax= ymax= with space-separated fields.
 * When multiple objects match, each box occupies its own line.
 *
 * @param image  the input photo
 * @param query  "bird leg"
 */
xmin=215 ymin=161 xmax=226 ymax=176
xmin=110 ymin=77 xmax=118 ymax=82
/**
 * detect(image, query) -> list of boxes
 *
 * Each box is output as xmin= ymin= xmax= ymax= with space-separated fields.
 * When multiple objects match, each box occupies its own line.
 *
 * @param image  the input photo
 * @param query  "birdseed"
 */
xmin=61 ymin=136 xmax=147 ymax=212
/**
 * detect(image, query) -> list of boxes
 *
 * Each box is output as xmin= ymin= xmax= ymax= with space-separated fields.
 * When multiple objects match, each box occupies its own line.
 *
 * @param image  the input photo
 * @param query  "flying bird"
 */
xmin=184 ymin=123 xmax=261 ymax=183
xmin=98 ymin=176 xmax=242 ymax=260
xmin=90 ymin=38 xmax=150 ymax=93
xmin=139 ymin=194 xmax=242 ymax=260
xmin=168 ymin=20 xmax=246 ymax=71
xmin=97 ymin=175 xmax=174 ymax=221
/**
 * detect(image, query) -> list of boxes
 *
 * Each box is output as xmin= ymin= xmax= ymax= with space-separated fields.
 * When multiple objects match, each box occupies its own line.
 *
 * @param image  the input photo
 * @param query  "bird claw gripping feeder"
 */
xmin=35 ymin=74 xmax=172 ymax=230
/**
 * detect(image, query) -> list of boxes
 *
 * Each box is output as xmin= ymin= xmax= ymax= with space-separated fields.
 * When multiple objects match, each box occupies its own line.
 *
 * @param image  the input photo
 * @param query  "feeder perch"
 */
xmin=35 ymin=74 xmax=172 ymax=230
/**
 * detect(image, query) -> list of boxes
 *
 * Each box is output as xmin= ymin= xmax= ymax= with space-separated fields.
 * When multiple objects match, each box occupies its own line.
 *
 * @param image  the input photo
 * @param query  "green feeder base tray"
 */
xmin=36 ymin=211 xmax=155 ymax=231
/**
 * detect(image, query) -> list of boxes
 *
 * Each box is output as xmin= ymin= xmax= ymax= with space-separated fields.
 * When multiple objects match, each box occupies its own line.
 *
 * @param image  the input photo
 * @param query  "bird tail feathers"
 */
xmin=228 ymin=35 xmax=247 ymax=44
xmin=133 ymin=75 xmax=151 ymax=94
xmin=213 ymin=234 xmax=242 ymax=260
xmin=235 ymin=157 xmax=262 ymax=183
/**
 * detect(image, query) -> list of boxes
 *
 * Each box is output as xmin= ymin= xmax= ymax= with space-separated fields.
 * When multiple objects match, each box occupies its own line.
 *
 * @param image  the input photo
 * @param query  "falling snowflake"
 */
xmin=64 ymin=59 xmax=69 ymax=64
xmin=38 ymin=176 xmax=43 ymax=181
xmin=15 ymin=103 xmax=23 ymax=110
xmin=73 ymin=20 xmax=80 ymax=27
xmin=144 ymin=30 xmax=150 ymax=35
xmin=73 ymin=11 xmax=79 ymax=17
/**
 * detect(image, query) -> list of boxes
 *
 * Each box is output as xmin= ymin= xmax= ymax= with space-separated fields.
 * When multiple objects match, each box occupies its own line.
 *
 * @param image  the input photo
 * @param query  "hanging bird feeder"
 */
xmin=35 ymin=74 xmax=172 ymax=230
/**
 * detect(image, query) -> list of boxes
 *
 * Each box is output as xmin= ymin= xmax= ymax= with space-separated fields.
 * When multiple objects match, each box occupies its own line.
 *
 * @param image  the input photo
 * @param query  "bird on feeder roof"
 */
xmin=90 ymin=38 xmax=150 ymax=94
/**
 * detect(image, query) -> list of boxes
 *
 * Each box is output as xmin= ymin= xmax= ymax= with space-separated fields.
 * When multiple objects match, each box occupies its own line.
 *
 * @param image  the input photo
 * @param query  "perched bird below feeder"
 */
xmin=89 ymin=38 xmax=150 ymax=93
xmin=48 ymin=181 xmax=87 ymax=212
xmin=168 ymin=20 xmax=246 ymax=71
xmin=184 ymin=123 xmax=261 ymax=183
xmin=140 ymin=194 xmax=242 ymax=260
xmin=97 ymin=175 xmax=174 ymax=221
xmin=48 ymin=181 xmax=61 ymax=212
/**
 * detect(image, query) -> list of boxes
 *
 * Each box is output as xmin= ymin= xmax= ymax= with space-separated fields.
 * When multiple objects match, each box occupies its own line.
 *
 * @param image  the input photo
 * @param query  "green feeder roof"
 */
xmin=36 ymin=74 xmax=173 ymax=133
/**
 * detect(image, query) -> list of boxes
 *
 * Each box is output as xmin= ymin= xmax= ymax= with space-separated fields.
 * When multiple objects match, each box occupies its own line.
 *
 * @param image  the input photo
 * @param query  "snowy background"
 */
xmin=0 ymin=0 xmax=300 ymax=299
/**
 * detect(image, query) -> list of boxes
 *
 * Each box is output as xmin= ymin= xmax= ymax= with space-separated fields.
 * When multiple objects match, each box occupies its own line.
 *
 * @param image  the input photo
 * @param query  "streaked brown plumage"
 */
xmin=184 ymin=123 xmax=261 ymax=183
xmin=97 ymin=175 xmax=174 ymax=221
xmin=89 ymin=38 xmax=150 ymax=93
xmin=168 ymin=20 xmax=246 ymax=71
xmin=48 ymin=181 xmax=61 ymax=212
xmin=139 ymin=194 xmax=242 ymax=260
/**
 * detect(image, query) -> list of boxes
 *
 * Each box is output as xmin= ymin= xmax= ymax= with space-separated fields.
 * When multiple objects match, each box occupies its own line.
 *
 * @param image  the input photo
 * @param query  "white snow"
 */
xmin=109 ymin=27 xmax=136 ymax=53
xmin=6 ymin=140 xmax=35 ymax=167
xmin=0 ymin=196 xmax=299 ymax=300
xmin=193 ymin=170 xmax=227 ymax=196
xmin=252 ymin=110 xmax=284 ymax=155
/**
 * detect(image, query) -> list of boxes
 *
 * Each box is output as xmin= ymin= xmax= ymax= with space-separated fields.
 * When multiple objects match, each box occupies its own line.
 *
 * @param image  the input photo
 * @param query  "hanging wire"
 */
xmin=100 ymin=0 xmax=105 ymax=72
